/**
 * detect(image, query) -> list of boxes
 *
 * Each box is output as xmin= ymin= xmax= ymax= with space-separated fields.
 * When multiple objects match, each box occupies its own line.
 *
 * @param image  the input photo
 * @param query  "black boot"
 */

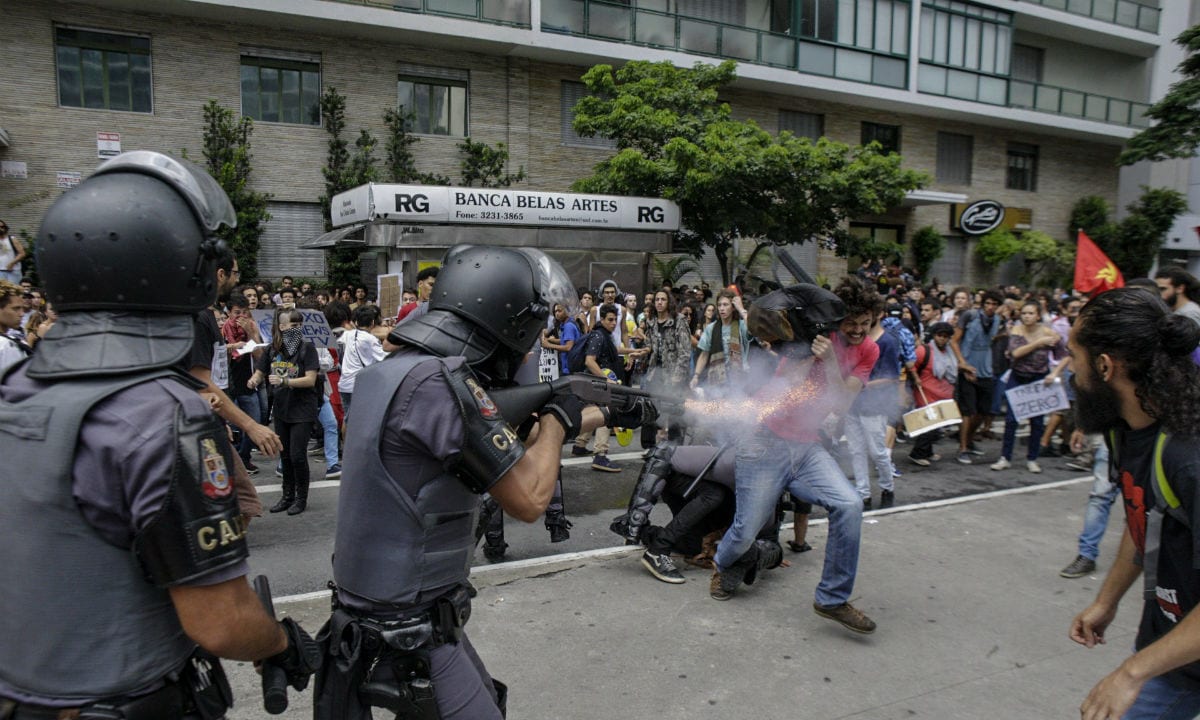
xmin=287 ymin=476 xmax=309 ymax=515
xmin=270 ymin=480 xmax=294 ymax=513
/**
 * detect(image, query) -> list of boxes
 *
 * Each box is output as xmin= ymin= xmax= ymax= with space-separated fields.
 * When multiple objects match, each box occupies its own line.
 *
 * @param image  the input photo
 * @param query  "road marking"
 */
xmin=273 ymin=474 xmax=1091 ymax=606
xmin=256 ymin=451 xmax=647 ymax=493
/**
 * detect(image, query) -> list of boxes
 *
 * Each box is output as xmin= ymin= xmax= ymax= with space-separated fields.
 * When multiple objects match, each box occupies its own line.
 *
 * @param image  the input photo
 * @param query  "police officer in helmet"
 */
xmin=0 ymin=151 xmax=318 ymax=719
xmin=316 ymin=244 xmax=648 ymax=720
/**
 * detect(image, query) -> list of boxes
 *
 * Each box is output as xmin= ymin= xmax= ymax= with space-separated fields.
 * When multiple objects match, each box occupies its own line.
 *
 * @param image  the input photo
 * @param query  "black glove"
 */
xmin=540 ymin=392 xmax=588 ymax=443
xmin=608 ymin=395 xmax=658 ymax=429
xmin=266 ymin=617 xmax=322 ymax=691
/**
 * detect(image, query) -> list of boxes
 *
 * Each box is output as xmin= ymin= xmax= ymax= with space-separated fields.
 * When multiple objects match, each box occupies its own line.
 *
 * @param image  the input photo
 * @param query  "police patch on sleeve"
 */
xmin=200 ymin=437 xmax=233 ymax=499
xmin=465 ymin=377 xmax=499 ymax=420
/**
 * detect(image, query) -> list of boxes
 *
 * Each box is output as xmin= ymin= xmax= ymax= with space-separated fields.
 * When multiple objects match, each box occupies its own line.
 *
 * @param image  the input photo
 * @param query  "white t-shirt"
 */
xmin=337 ymin=328 xmax=385 ymax=394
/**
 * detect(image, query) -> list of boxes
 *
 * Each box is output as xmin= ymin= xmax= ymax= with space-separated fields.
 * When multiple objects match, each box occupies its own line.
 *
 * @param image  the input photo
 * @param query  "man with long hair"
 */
xmin=1069 ymin=288 xmax=1200 ymax=718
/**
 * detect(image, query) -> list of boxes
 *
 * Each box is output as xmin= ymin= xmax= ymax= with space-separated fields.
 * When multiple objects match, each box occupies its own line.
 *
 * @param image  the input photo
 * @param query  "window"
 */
xmin=1006 ymin=143 xmax=1038 ymax=191
xmin=55 ymin=27 xmax=152 ymax=112
xmin=1011 ymin=44 xmax=1044 ymax=83
xmin=779 ymin=110 xmax=824 ymax=140
xmin=936 ymin=132 xmax=973 ymax=185
xmin=918 ymin=0 xmax=1011 ymax=75
xmin=798 ymin=0 xmax=909 ymax=54
xmin=561 ymin=81 xmax=617 ymax=148
xmin=240 ymin=54 xmax=321 ymax=125
xmin=862 ymin=122 xmax=901 ymax=154
xmin=397 ymin=64 xmax=468 ymax=136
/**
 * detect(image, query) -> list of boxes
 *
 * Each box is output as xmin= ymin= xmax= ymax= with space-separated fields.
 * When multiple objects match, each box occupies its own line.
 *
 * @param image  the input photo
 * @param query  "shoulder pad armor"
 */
xmin=442 ymin=363 xmax=525 ymax=494
xmin=134 ymin=399 xmax=248 ymax=587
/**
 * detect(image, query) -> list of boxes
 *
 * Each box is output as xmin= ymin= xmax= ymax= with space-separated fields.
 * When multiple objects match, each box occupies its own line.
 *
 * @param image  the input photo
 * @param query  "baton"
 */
xmin=682 ymin=443 xmax=731 ymax=499
xmin=253 ymin=575 xmax=289 ymax=715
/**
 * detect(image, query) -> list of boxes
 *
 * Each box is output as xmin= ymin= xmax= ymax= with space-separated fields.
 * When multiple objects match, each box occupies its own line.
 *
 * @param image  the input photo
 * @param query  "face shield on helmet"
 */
xmin=516 ymin=248 xmax=577 ymax=320
xmin=92 ymin=151 xmax=236 ymax=232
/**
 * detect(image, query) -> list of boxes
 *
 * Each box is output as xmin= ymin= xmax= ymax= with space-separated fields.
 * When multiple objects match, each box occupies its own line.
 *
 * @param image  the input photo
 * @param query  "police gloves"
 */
xmin=540 ymin=392 xmax=588 ymax=442
xmin=267 ymin=617 xmax=322 ymax=690
xmin=608 ymin=395 xmax=658 ymax=429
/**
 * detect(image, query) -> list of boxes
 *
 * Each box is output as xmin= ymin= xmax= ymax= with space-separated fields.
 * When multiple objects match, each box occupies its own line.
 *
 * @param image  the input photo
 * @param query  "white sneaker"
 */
xmin=990 ymin=458 xmax=1011 ymax=471
xmin=1027 ymin=461 xmax=1042 ymax=474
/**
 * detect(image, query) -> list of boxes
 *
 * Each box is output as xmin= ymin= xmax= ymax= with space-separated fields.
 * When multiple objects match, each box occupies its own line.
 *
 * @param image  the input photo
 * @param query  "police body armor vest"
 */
xmin=0 ymin=372 xmax=197 ymax=700
xmin=334 ymin=353 xmax=480 ymax=608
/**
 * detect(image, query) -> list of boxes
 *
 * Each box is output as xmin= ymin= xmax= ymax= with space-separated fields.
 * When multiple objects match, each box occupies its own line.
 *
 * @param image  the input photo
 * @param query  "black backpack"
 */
xmin=567 ymin=330 xmax=597 ymax=374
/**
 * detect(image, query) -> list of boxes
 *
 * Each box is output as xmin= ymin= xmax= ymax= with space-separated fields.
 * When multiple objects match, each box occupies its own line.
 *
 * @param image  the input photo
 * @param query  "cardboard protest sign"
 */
xmin=252 ymin=309 xmax=333 ymax=348
xmin=1005 ymin=378 xmax=1069 ymax=422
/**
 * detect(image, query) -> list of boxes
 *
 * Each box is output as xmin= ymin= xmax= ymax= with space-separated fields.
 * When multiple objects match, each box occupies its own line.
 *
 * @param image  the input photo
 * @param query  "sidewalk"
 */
xmin=227 ymin=480 xmax=1129 ymax=719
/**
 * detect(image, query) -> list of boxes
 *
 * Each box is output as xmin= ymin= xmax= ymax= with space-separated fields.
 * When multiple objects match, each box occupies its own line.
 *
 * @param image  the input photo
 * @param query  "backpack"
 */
xmin=567 ymin=330 xmax=594 ymax=374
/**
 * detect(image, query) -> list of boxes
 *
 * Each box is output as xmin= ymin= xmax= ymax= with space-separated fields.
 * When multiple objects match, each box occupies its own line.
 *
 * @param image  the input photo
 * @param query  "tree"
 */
xmin=319 ymin=87 xmax=381 ymax=286
xmin=976 ymin=228 xmax=1073 ymax=286
xmin=382 ymin=107 xmax=451 ymax=185
xmin=1068 ymin=189 xmax=1186 ymax=277
xmin=1119 ymin=26 xmax=1200 ymax=166
xmin=459 ymin=138 xmax=526 ymax=187
xmin=650 ymin=255 xmax=699 ymax=287
xmin=196 ymin=100 xmax=272 ymax=280
xmin=910 ymin=226 xmax=945 ymax=280
xmin=570 ymin=60 xmax=927 ymax=283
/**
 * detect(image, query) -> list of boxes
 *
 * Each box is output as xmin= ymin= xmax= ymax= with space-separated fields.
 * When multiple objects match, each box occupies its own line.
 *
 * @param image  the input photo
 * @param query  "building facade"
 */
xmin=0 ymin=0 xmax=1184 ymax=287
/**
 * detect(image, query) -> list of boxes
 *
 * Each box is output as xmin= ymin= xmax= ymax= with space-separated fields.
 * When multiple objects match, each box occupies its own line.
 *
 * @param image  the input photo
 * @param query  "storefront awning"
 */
xmin=901 ymin=190 xmax=968 ymax=207
xmin=299 ymin=222 xmax=367 ymax=250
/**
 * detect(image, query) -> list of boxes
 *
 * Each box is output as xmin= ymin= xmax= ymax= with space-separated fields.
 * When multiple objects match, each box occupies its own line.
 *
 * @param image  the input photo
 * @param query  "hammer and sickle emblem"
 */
xmin=1095 ymin=263 xmax=1119 ymax=284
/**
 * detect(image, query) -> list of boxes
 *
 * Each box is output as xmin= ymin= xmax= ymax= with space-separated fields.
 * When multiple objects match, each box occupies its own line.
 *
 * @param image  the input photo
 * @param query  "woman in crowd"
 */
xmin=941 ymin=286 xmax=971 ymax=324
xmin=690 ymin=290 xmax=749 ymax=394
xmin=248 ymin=308 xmax=320 ymax=516
xmin=623 ymin=291 xmax=648 ymax=385
xmin=641 ymin=289 xmax=693 ymax=445
xmin=990 ymin=301 xmax=1066 ymax=474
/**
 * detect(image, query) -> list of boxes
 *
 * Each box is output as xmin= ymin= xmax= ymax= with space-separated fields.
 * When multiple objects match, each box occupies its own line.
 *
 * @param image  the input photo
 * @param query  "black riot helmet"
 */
xmin=36 ymin=151 xmax=234 ymax=313
xmin=747 ymin=284 xmax=847 ymax=360
xmin=388 ymin=245 xmax=576 ymax=385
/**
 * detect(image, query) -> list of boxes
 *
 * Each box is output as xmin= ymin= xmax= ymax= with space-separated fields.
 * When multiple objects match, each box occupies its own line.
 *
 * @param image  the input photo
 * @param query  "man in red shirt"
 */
xmin=711 ymin=279 xmax=879 ymax=635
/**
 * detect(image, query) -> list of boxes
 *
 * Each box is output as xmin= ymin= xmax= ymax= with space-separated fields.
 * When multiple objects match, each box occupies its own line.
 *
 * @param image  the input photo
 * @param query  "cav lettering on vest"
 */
xmin=957 ymin=200 xmax=1006 ymax=235
xmin=1004 ymin=380 xmax=1069 ymax=422
xmin=196 ymin=516 xmax=247 ymax=551
xmin=492 ymin=425 xmax=519 ymax=451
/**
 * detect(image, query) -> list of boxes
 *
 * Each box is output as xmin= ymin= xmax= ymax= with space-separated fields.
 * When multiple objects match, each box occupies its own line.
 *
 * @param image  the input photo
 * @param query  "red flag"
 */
xmin=1074 ymin=230 xmax=1124 ymax=295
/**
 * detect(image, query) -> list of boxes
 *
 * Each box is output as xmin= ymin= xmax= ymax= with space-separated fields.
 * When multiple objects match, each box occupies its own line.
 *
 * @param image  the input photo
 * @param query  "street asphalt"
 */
xmin=225 ymin=477 xmax=1133 ymax=719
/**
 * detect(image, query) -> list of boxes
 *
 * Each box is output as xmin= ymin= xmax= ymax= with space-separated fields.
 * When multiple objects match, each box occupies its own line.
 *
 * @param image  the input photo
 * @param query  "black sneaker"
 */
xmin=571 ymin=446 xmax=591 ymax=457
xmin=642 ymin=551 xmax=685 ymax=584
xmin=1060 ymin=555 xmax=1097 ymax=579
xmin=591 ymin=454 xmax=621 ymax=472
xmin=244 ymin=463 xmax=260 ymax=476
xmin=814 ymin=602 xmax=877 ymax=634
xmin=880 ymin=490 xmax=895 ymax=509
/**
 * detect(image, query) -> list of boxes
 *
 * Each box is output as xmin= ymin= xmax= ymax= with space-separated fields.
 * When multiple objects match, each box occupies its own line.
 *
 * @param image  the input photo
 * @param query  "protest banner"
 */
xmin=1004 ymin=378 xmax=1069 ymax=422
xmin=252 ymin=308 xmax=333 ymax=348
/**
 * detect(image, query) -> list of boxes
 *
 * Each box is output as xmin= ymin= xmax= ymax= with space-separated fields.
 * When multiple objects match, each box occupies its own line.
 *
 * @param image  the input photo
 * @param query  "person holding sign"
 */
xmin=990 ymin=302 xmax=1066 ymax=474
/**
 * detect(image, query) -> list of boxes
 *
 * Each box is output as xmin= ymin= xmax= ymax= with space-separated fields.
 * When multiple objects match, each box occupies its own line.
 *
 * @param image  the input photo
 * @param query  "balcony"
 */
xmin=541 ymin=0 xmax=909 ymax=89
xmin=1019 ymin=0 xmax=1159 ymax=33
xmin=323 ymin=0 xmax=531 ymax=27
xmin=919 ymin=63 xmax=1150 ymax=127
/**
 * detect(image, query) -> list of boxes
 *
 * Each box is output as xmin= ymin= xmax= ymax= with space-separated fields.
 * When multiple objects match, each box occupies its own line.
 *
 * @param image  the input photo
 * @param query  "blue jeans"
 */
xmin=1122 ymin=673 xmax=1200 ymax=719
xmin=715 ymin=434 xmax=863 ymax=607
xmin=317 ymin=398 xmax=340 ymax=468
xmin=1000 ymin=374 xmax=1047 ymax=461
xmin=232 ymin=392 xmax=261 ymax=464
xmin=1079 ymin=442 xmax=1115 ymax=561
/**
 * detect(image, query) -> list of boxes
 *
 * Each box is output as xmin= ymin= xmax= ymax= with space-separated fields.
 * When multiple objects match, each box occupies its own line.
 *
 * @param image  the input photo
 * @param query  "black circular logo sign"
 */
xmin=959 ymin=200 xmax=1005 ymax=235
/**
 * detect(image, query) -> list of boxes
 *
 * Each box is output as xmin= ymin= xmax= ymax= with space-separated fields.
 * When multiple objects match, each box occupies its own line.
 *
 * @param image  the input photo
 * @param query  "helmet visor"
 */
xmin=517 ymin=248 xmax=577 ymax=317
xmin=93 ymin=151 xmax=236 ymax=232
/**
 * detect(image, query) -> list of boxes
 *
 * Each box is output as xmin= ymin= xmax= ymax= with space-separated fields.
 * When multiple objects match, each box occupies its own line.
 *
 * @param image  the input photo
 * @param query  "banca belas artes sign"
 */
xmin=956 ymin=199 xmax=1006 ymax=235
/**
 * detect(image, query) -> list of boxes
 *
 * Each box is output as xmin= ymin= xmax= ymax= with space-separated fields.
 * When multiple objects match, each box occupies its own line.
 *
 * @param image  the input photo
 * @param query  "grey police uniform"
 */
xmin=0 ymin=360 xmax=249 ymax=717
xmin=315 ymin=350 xmax=522 ymax=720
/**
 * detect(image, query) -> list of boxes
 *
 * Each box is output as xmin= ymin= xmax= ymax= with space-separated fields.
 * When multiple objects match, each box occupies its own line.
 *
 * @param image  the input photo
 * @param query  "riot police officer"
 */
xmin=315 ymin=245 xmax=653 ymax=719
xmin=0 ymin=151 xmax=317 ymax=719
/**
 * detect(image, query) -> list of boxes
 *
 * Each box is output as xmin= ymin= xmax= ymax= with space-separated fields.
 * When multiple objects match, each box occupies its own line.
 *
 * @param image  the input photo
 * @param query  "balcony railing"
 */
xmin=322 ymin=0 xmax=531 ymax=27
xmin=919 ymin=63 xmax=1150 ymax=128
xmin=1020 ymin=0 xmax=1159 ymax=33
xmin=541 ymin=0 xmax=908 ymax=89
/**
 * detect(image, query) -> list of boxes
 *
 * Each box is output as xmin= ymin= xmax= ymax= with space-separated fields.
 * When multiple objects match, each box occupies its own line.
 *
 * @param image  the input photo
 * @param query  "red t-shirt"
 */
xmin=396 ymin=302 xmax=419 ymax=324
xmin=761 ymin=333 xmax=878 ymax=442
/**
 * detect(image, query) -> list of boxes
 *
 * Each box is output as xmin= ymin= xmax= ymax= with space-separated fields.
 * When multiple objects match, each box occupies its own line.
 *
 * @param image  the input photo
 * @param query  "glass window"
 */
xmin=561 ymin=81 xmax=617 ymax=148
xmin=936 ymin=132 xmax=973 ymax=185
xmin=398 ymin=74 xmax=468 ymax=136
xmin=862 ymin=121 xmax=901 ymax=154
xmin=1011 ymin=44 xmax=1044 ymax=83
xmin=55 ymin=27 xmax=152 ymax=112
xmin=919 ymin=2 xmax=1010 ymax=74
xmin=241 ymin=56 xmax=320 ymax=125
xmin=1006 ymin=142 xmax=1038 ymax=192
xmin=780 ymin=109 xmax=825 ymax=140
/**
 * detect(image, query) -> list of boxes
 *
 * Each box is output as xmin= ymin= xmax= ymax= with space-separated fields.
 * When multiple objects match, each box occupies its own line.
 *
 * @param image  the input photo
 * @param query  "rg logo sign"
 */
xmin=637 ymin=206 xmax=665 ymax=223
xmin=395 ymin=193 xmax=430 ymax=213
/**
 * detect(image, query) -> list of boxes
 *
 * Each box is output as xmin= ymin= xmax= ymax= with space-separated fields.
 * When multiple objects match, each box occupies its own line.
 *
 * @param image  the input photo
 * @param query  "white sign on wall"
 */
xmin=56 ymin=171 xmax=82 ymax=188
xmin=1 ymin=161 xmax=28 ymax=179
xmin=97 ymin=131 xmax=121 ymax=159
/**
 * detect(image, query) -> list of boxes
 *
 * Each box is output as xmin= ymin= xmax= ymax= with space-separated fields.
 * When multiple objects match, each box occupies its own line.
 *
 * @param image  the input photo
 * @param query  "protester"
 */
xmin=990 ymin=301 xmax=1066 ymax=474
